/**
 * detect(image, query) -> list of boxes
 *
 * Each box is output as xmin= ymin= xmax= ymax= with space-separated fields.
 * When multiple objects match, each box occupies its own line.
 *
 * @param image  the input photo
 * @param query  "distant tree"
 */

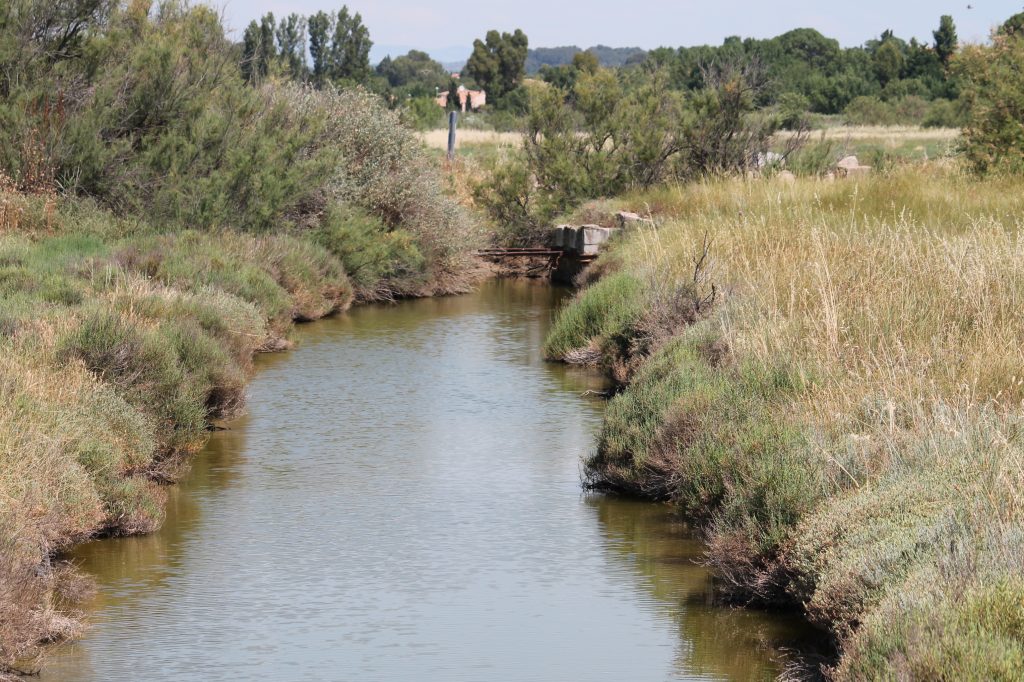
xmin=241 ymin=13 xmax=276 ymax=84
xmin=465 ymin=29 xmax=528 ymax=106
xmin=539 ymin=63 xmax=577 ymax=90
xmin=376 ymin=50 xmax=448 ymax=96
xmin=445 ymin=78 xmax=461 ymax=111
xmin=873 ymin=39 xmax=904 ymax=86
xmin=276 ymin=13 xmax=307 ymax=81
xmin=308 ymin=11 xmax=332 ymax=87
xmin=572 ymin=50 xmax=599 ymax=75
xmin=999 ymin=12 xmax=1024 ymax=36
xmin=241 ymin=21 xmax=260 ymax=83
xmin=774 ymin=28 xmax=841 ymax=72
xmin=933 ymin=15 xmax=957 ymax=67
xmin=329 ymin=6 xmax=372 ymax=83
xmin=525 ymin=46 xmax=579 ymax=73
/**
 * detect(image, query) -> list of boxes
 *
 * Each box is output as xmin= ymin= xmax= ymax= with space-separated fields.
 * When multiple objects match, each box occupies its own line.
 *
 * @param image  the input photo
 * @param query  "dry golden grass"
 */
xmin=778 ymin=125 xmax=959 ymax=141
xmin=616 ymin=167 xmax=1024 ymax=423
xmin=419 ymin=125 xmax=959 ymax=151
xmin=417 ymin=129 xmax=523 ymax=150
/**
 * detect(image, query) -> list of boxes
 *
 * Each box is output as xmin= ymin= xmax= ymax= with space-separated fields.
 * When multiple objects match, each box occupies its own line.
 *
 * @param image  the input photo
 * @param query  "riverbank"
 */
xmin=0 ymin=7 xmax=489 ymax=671
xmin=543 ymin=164 xmax=1024 ymax=678
xmin=0 ymin=192 xmax=484 ymax=678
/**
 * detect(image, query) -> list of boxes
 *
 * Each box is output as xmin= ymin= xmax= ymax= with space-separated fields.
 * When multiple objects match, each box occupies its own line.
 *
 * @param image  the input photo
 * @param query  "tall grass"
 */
xmin=550 ymin=165 xmax=1024 ymax=675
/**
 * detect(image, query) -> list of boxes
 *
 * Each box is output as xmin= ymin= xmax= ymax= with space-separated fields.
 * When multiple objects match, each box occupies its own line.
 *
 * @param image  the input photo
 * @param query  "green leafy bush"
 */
xmin=956 ymin=33 xmax=1024 ymax=174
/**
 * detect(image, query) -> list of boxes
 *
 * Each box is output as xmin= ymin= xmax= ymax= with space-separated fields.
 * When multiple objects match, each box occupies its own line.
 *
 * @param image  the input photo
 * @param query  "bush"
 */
xmin=922 ymin=98 xmax=968 ymax=128
xmin=956 ymin=33 xmax=1024 ymax=174
xmin=314 ymin=204 xmax=425 ymax=298
xmin=777 ymin=92 xmax=811 ymax=130
xmin=284 ymin=86 xmax=479 ymax=284
xmin=58 ymin=311 xmax=208 ymax=459
xmin=476 ymin=65 xmax=780 ymax=236
xmin=400 ymin=96 xmax=446 ymax=131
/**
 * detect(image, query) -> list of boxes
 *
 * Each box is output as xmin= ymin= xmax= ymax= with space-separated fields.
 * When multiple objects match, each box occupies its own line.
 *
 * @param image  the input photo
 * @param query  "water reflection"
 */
xmin=588 ymin=497 xmax=820 ymax=680
xmin=43 ymin=280 xmax=809 ymax=681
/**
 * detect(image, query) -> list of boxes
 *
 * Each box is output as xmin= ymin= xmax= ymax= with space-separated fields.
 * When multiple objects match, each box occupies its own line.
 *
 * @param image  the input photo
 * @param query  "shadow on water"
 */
xmin=42 ymin=279 xmax=821 ymax=681
xmin=587 ymin=496 xmax=829 ymax=680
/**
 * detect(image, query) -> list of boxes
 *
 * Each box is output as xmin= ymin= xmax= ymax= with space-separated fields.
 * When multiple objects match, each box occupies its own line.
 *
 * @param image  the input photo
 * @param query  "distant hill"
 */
xmin=525 ymin=45 xmax=646 ymax=73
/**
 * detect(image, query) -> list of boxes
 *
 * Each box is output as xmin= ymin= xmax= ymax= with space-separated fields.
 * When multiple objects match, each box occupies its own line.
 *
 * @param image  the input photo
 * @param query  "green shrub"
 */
xmin=400 ymin=96 xmax=446 ymax=131
xmin=477 ymin=66 xmax=778 ymax=237
xmin=777 ymin=92 xmax=811 ymax=130
xmin=313 ymin=204 xmax=425 ymax=296
xmin=587 ymin=324 xmax=821 ymax=599
xmin=922 ymin=98 xmax=968 ymax=128
xmin=543 ymin=272 xmax=644 ymax=359
xmin=116 ymin=233 xmax=293 ymax=325
xmin=956 ymin=34 xmax=1024 ymax=174
xmin=58 ymin=311 xmax=207 ymax=456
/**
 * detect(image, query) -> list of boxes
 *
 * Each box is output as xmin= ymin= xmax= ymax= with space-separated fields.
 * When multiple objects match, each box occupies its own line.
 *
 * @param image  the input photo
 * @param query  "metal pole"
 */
xmin=447 ymin=110 xmax=458 ymax=162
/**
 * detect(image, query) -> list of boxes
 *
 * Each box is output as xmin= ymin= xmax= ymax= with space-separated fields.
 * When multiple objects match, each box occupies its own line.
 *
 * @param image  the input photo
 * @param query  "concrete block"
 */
xmin=840 ymin=165 xmax=872 ymax=178
xmin=573 ymin=226 xmax=587 ymax=253
xmin=551 ymin=225 xmax=571 ymax=249
xmin=581 ymin=225 xmax=612 ymax=245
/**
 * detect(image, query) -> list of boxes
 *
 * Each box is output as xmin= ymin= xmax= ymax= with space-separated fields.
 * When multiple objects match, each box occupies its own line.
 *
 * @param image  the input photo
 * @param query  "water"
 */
xmin=43 ymin=280 xmax=813 ymax=681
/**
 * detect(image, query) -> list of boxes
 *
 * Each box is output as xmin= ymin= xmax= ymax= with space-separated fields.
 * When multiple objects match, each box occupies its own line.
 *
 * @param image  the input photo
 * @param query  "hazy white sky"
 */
xmin=214 ymin=0 xmax=1024 ymax=61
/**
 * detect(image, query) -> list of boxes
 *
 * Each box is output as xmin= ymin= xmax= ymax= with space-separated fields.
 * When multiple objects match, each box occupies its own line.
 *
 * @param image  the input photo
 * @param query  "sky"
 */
xmin=214 ymin=0 xmax=1024 ymax=63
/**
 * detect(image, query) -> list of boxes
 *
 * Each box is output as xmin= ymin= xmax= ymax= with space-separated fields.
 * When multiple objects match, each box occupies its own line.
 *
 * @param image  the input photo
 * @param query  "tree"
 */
xmin=445 ymin=78 xmax=461 ymax=111
xmin=1000 ymin=12 xmax=1024 ymax=36
xmin=308 ymin=11 xmax=332 ymax=87
xmin=376 ymin=50 xmax=448 ymax=96
xmin=572 ymin=50 xmax=599 ymax=75
xmin=956 ymin=31 xmax=1024 ymax=174
xmin=464 ymin=29 xmax=528 ymax=106
xmin=276 ymin=13 xmax=307 ymax=81
xmin=933 ymin=15 xmax=957 ymax=67
xmin=873 ymin=38 xmax=904 ymax=86
xmin=329 ymin=6 xmax=372 ymax=83
xmin=241 ymin=13 xmax=276 ymax=84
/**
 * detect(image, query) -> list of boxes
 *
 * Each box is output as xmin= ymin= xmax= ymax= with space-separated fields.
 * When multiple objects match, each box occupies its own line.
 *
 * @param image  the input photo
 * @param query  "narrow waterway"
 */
xmin=43 ymin=280 xmax=814 ymax=681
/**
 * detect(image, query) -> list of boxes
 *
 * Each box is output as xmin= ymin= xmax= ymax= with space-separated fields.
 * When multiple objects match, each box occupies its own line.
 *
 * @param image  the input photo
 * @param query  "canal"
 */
xmin=42 ymin=280 xmax=812 ymax=681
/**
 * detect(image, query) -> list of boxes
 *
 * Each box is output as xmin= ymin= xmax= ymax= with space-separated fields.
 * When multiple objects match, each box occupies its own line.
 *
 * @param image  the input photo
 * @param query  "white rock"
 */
xmin=615 ymin=211 xmax=654 ymax=229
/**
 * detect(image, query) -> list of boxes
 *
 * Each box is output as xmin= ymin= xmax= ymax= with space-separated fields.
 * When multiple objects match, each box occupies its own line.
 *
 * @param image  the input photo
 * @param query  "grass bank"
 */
xmin=545 ymin=164 xmax=1024 ymax=678
xmin=0 ymin=5 xmax=488 ymax=673
xmin=0 ymin=182 xmax=484 ymax=677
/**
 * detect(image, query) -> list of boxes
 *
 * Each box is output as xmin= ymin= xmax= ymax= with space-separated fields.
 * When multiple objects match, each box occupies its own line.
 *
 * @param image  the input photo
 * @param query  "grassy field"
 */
xmin=420 ymin=125 xmax=961 ymax=165
xmin=544 ymin=165 xmax=1024 ymax=678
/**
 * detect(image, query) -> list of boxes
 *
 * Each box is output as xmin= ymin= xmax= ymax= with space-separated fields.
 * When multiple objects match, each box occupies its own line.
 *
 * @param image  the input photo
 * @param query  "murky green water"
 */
xmin=42 ymin=280 xmax=814 ymax=681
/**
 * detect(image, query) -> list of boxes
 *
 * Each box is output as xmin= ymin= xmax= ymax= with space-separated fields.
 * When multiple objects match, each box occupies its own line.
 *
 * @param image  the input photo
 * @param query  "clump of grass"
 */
xmin=58 ymin=309 xmax=209 ymax=461
xmin=543 ymin=272 xmax=644 ymax=361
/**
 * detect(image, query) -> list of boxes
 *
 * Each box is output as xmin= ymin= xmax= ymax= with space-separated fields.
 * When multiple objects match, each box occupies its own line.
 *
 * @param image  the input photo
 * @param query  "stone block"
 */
xmin=836 ymin=155 xmax=861 ymax=170
xmin=615 ymin=211 xmax=654 ymax=229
